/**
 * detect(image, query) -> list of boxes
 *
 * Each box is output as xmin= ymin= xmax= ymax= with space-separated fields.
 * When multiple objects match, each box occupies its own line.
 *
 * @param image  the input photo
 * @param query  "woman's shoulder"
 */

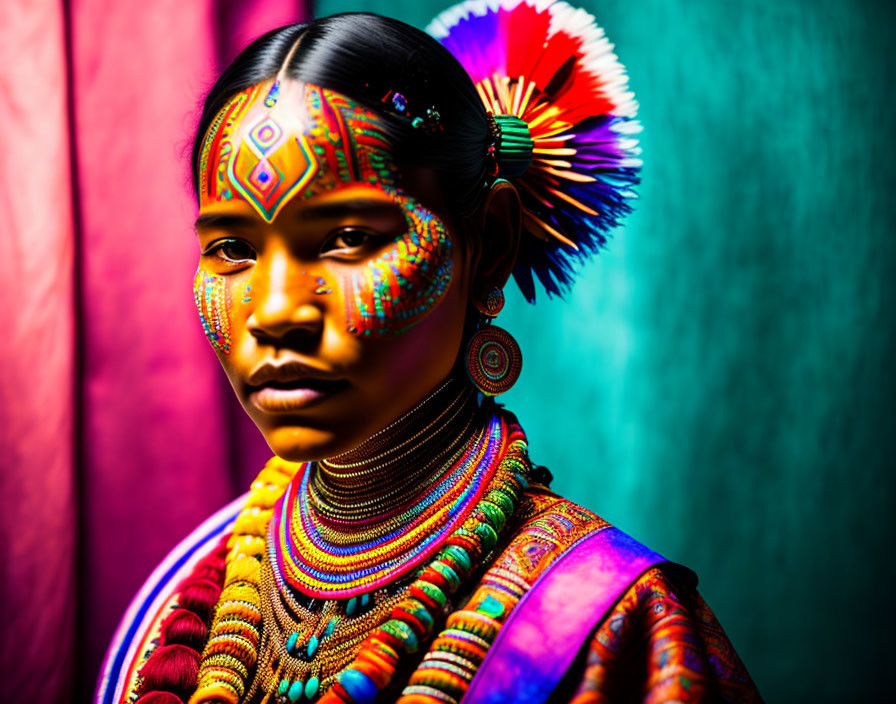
xmin=492 ymin=483 xmax=681 ymax=591
xmin=94 ymin=495 xmax=244 ymax=704
xmin=464 ymin=484 xmax=762 ymax=703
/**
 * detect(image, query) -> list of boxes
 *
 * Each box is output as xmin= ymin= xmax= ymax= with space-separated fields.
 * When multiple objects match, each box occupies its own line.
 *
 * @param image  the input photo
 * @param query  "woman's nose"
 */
xmin=245 ymin=249 xmax=324 ymax=342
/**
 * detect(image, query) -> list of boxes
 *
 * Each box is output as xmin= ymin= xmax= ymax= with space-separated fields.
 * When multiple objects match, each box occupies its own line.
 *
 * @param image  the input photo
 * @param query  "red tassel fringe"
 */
xmin=134 ymin=690 xmax=186 ymax=704
xmin=160 ymin=608 xmax=209 ymax=651
xmin=138 ymin=644 xmax=200 ymax=698
xmin=191 ymin=557 xmax=226 ymax=582
xmin=176 ymin=577 xmax=223 ymax=625
xmin=133 ymin=533 xmax=230 ymax=702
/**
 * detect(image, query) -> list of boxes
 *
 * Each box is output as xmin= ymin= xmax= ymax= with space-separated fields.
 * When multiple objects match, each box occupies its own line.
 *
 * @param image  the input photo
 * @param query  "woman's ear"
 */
xmin=472 ymin=180 xmax=522 ymax=306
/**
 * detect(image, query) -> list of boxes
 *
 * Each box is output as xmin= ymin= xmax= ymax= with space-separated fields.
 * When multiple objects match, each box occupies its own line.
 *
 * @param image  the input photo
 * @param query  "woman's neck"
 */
xmin=308 ymin=373 xmax=481 ymax=525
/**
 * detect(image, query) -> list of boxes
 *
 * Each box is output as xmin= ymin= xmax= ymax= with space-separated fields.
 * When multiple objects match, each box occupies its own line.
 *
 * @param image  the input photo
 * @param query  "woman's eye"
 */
xmin=322 ymin=228 xmax=379 ymax=254
xmin=207 ymin=239 xmax=256 ymax=263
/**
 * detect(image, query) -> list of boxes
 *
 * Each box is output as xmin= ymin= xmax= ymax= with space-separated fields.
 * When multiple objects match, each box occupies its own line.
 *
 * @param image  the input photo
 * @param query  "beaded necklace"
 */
xmin=248 ymin=558 xmax=410 ymax=702
xmin=191 ymin=392 xmax=532 ymax=704
xmin=271 ymin=415 xmax=502 ymax=598
xmin=191 ymin=458 xmax=301 ymax=704
xmin=309 ymin=385 xmax=478 ymax=526
xmin=256 ymin=414 xmax=531 ymax=704
xmin=319 ymin=377 xmax=470 ymax=474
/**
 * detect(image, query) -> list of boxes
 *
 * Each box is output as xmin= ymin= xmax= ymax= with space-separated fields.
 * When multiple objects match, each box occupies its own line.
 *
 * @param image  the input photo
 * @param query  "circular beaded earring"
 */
xmin=465 ymin=287 xmax=522 ymax=396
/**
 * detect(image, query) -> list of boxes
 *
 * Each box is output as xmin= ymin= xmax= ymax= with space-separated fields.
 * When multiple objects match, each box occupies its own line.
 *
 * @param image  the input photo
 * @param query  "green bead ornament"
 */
xmin=493 ymin=114 xmax=534 ymax=178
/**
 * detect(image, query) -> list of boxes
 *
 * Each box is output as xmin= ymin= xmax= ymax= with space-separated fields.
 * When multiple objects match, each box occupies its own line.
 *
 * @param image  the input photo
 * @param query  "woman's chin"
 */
xmin=262 ymin=423 xmax=355 ymax=463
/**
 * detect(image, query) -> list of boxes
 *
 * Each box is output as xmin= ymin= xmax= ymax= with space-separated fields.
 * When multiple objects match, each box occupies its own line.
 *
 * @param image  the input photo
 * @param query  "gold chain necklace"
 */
xmin=320 ymin=377 xmax=473 ymax=474
xmin=247 ymin=558 xmax=414 ymax=702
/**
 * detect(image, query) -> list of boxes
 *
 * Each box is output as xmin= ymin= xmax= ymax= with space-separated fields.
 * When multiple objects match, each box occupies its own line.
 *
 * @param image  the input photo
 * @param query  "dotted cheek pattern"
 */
xmin=343 ymin=194 xmax=454 ymax=338
xmin=193 ymin=267 xmax=233 ymax=355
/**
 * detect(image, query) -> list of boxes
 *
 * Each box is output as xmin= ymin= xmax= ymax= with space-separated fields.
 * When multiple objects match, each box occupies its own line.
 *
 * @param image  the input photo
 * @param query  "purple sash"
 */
xmin=463 ymin=527 xmax=686 ymax=704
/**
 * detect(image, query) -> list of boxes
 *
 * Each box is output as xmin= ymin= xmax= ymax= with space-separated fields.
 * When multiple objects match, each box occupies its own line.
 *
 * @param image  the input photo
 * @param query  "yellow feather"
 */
xmin=517 ymin=81 xmax=537 ymax=117
xmin=542 ymin=166 xmax=597 ymax=183
xmin=533 ymin=158 xmax=573 ymax=168
xmin=532 ymin=147 xmax=577 ymax=156
xmin=524 ymin=211 xmax=579 ymax=249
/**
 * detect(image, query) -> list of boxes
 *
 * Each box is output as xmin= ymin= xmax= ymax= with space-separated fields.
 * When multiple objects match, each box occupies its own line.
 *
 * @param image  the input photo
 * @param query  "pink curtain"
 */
xmin=1 ymin=1 xmax=310 ymax=701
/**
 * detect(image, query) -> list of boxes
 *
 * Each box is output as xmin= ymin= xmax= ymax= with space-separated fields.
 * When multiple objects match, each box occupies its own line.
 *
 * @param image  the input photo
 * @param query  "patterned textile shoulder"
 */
xmin=513 ymin=485 xmax=698 ymax=591
xmin=463 ymin=483 xmax=762 ymax=703
xmin=489 ymin=483 xmax=614 ymax=590
xmin=94 ymin=494 xmax=246 ymax=704
xmin=566 ymin=567 xmax=763 ymax=703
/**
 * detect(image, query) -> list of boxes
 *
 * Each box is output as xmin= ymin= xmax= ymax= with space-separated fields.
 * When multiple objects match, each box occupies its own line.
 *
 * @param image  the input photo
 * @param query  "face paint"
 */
xmin=194 ymin=268 xmax=232 ymax=354
xmin=198 ymin=81 xmax=399 ymax=218
xmin=198 ymin=81 xmax=318 ymax=222
xmin=314 ymin=277 xmax=332 ymax=295
xmin=198 ymin=80 xmax=454 ymax=337
xmin=344 ymin=196 xmax=453 ymax=336
xmin=242 ymin=284 xmax=252 ymax=304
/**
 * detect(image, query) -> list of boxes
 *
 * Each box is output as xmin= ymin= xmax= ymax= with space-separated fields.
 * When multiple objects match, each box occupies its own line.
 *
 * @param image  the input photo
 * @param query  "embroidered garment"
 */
xmin=97 ymin=483 xmax=760 ymax=703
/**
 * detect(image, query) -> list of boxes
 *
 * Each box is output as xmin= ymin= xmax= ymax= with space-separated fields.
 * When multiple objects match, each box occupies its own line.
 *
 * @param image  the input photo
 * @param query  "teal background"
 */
xmin=315 ymin=1 xmax=893 ymax=700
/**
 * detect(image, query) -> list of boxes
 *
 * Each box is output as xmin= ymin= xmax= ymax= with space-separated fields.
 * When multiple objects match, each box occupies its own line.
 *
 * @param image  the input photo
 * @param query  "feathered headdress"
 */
xmin=427 ymin=0 xmax=641 ymax=302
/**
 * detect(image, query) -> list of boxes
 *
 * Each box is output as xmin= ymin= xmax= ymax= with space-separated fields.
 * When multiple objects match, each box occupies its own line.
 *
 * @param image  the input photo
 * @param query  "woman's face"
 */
xmin=194 ymin=79 xmax=472 ymax=461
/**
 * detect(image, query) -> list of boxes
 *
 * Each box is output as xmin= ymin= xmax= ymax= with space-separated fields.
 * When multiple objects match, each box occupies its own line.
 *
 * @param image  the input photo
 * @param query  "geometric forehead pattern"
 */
xmin=198 ymin=80 xmax=399 ymax=223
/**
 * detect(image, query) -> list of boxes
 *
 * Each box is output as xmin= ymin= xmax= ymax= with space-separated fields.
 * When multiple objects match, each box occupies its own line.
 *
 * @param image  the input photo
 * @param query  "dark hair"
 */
xmin=191 ymin=12 xmax=491 ymax=216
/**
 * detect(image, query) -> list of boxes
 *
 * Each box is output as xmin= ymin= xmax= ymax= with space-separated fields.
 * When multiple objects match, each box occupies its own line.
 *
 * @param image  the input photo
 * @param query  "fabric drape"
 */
xmin=1 ymin=2 xmax=309 ymax=701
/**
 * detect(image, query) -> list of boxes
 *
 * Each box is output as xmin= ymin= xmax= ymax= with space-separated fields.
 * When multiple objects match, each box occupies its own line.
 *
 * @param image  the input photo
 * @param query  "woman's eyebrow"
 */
xmin=299 ymin=198 xmax=402 ymax=221
xmin=194 ymin=212 xmax=258 ymax=231
xmin=194 ymin=198 xmax=403 ymax=231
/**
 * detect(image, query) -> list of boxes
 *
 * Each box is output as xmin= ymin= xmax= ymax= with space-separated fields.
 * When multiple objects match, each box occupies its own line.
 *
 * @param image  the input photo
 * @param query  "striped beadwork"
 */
xmin=189 ymin=458 xmax=300 ymax=704
xmin=269 ymin=415 xmax=508 ymax=598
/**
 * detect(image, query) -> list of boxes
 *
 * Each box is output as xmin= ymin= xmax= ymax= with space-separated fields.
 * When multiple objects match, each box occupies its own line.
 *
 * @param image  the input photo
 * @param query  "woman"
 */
xmin=97 ymin=2 xmax=761 ymax=703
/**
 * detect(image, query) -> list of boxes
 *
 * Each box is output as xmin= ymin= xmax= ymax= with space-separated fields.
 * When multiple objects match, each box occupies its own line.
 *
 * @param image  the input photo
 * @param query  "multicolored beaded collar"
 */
xmin=268 ymin=413 xmax=506 ymax=598
xmin=264 ymin=414 xmax=531 ymax=704
xmin=190 ymin=409 xmax=532 ymax=704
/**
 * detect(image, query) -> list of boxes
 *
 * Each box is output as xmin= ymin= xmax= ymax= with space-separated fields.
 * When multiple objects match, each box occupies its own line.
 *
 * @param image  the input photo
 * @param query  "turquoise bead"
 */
xmin=286 ymin=632 xmax=299 ymax=654
xmin=441 ymin=544 xmax=472 ymax=572
xmin=307 ymin=634 xmax=319 ymax=658
xmin=431 ymin=561 xmax=461 ymax=592
xmin=474 ymin=521 xmax=498 ymax=552
xmin=304 ymin=676 xmax=320 ymax=699
xmin=414 ymin=580 xmax=447 ymax=608
xmin=381 ymin=618 xmax=419 ymax=653
xmin=346 ymin=596 xmax=357 ymax=615
xmin=361 ymin=592 xmax=370 ymax=607
xmin=287 ymin=680 xmax=303 ymax=702
xmin=278 ymin=679 xmax=290 ymax=696
xmin=339 ymin=668 xmax=378 ymax=704
xmin=411 ymin=603 xmax=434 ymax=632
xmin=324 ymin=617 xmax=337 ymax=638
xmin=477 ymin=594 xmax=505 ymax=618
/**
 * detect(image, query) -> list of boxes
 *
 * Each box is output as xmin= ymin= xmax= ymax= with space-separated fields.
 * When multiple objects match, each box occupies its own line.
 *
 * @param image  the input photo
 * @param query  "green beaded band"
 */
xmin=493 ymin=114 xmax=534 ymax=179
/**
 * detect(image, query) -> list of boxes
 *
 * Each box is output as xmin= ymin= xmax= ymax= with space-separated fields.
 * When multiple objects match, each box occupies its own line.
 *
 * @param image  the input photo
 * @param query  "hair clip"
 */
xmin=382 ymin=89 xmax=410 ymax=117
xmin=389 ymin=91 xmax=408 ymax=114
xmin=485 ymin=111 xmax=532 ymax=179
xmin=486 ymin=111 xmax=500 ymax=143
xmin=381 ymin=90 xmax=443 ymax=136
xmin=412 ymin=106 xmax=443 ymax=136
xmin=485 ymin=112 xmax=500 ymax=177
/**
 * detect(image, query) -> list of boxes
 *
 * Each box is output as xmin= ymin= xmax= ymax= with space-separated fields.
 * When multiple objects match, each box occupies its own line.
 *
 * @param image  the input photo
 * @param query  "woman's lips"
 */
xmin=249 ymin=379 xmax=349 ymax=412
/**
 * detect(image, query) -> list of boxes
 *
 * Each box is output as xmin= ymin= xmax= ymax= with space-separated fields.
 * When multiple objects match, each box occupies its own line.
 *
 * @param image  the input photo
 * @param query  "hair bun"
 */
xmin=428 ymin=0 xmax=642 ymax=302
